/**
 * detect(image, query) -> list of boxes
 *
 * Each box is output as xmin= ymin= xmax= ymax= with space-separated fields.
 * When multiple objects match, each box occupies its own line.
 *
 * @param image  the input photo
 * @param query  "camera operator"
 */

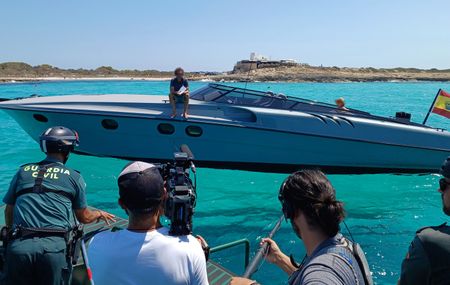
xmin=231 ymin=170 xmax=370 ymax=285
xmin=88 ymin=161 xmax=209 ymax=285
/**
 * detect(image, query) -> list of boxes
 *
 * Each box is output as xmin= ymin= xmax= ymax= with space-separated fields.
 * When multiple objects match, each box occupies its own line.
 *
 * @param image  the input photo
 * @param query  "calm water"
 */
xmin=1 ymin=80 xmax=450 ymax=285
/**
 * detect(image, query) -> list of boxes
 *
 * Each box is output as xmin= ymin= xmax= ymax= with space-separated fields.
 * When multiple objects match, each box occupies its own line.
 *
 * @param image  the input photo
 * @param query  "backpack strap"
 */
xmin=32 ymin=164 xmax=49 ymax=193
xmin=333 ymin=237 xmax=373 ymax=285
xmin=351 ymin=242 xmax=373 ymax=285
xmin=326 ymin=246 xmax=360 ymax=285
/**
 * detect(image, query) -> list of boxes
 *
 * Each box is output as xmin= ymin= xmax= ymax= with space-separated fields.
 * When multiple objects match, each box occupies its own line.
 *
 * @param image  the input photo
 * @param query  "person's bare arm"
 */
xmin=229 ymin=277 xmax=258 ymax=285
xmin=170 ymin=86 xmax=176 ymax=95
xmin=75 ymin=208 xmax=116 ymax=225
xmin=5 ymin=204 xmax=14 ymax=228
xmin=262 ymin=238 xmax=297 ymax=275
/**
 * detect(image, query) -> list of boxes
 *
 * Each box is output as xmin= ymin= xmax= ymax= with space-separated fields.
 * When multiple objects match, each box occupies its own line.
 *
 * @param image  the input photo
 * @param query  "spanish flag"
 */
xmin=432 ymin=89 xmax=450 ymax=119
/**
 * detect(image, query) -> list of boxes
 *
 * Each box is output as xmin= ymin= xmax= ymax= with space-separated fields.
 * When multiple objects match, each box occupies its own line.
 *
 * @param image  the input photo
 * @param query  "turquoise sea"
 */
xmin=1 ymin=80 xmax=450 ymax=285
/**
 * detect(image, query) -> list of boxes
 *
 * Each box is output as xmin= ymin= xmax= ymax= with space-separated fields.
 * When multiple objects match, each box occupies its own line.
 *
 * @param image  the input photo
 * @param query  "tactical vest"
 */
xmin=416 ymin=223 xmax=450 ymax=284
xmin=14 ymin=162 xmax=75 ymax=202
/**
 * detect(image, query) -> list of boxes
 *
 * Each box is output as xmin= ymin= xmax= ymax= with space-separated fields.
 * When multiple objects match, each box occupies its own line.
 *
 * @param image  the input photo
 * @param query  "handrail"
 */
xmin=210 ymin=238 xmax=250 ymax=268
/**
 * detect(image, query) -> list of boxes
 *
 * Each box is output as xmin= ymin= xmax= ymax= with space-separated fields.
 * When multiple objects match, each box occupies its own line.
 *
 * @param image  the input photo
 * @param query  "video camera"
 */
xmin=158 ymin=144 xmax=197 ymax=236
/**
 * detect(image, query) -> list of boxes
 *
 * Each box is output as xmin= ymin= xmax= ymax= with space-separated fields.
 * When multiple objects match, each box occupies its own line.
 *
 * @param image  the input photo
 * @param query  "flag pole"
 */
xmin=422 ymin=89 xmax=442 ymax=125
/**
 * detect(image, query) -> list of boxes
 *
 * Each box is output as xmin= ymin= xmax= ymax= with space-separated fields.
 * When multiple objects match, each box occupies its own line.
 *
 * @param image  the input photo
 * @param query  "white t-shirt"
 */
xmin=88 ymin=227 xmax=209 ymax=285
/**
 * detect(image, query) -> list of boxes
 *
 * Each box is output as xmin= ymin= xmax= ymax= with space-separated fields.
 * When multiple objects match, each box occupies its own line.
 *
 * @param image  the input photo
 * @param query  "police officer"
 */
xmin=2 ymin=126 xmax=115 ymax=285
xmin=399 ymin=157 xmax=450 ymax=285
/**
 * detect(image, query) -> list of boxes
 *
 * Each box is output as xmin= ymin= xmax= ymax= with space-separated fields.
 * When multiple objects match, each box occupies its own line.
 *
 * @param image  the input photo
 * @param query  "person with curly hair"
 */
xmin=231 ymin=170 xmax=368 ymax=285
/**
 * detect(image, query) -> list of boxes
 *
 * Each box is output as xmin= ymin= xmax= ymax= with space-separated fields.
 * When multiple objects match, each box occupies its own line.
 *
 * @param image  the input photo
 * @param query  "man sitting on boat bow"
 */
xmin=169 ymin=67 xmax=190 ymax=119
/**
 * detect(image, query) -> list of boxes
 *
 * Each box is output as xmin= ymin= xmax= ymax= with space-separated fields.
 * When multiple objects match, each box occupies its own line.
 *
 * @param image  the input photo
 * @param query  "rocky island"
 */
xmin=217 ymin=64 xmax=450 ymax=82
xmin=1 ymin=61 xmax=449 ymax=83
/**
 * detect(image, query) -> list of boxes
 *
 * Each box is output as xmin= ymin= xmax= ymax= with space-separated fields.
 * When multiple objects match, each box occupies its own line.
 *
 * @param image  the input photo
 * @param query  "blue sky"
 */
xmin=1 ymin=0 xmax=449 ymax=71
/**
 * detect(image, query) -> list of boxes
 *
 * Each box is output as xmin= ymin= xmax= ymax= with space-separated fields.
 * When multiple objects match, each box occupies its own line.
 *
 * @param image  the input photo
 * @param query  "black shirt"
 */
xmin=400 ymin=223 xmax=450 ymax=285
xmin=170 ymin=78 xmax=189 ymax=92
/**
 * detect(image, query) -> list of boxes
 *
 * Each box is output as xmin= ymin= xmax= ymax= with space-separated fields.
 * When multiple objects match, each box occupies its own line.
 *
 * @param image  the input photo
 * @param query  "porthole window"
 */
xmin=157 ymin=123 xmax=175 ymax=135
xmin=185 ymin=125 xmax=203 ymax=137
xmin=101 ymin=119 xmax=118 ymax=130
xmin=33 ymin=114 xmax=48 ymax=123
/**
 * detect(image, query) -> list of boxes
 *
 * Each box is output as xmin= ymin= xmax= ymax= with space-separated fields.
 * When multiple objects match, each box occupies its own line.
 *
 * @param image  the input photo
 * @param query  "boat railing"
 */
xmin=210 ymin=238 xmax=250 ymax=269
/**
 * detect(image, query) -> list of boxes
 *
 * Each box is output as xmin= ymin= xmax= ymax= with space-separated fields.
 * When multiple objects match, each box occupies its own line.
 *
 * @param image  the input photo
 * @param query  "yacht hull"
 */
xmin=3 ymin=108 xmax=449 ymax=174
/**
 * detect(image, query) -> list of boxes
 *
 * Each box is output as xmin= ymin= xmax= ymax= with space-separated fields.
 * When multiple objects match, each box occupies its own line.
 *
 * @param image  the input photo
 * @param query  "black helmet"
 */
xmin=440 ymin=156 xmax=450 ymax=178
xmin=39 ymin=126 xmax=79 ymax=154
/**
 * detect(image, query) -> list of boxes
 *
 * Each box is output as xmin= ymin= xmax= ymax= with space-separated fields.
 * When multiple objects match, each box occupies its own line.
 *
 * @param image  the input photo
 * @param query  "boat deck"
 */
xmin=0 ymin=205 xmax=234 ymax=285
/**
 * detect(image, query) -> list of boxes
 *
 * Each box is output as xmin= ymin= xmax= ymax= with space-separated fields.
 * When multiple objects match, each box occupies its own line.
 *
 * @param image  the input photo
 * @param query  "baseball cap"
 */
xmin=118 ymin=161 xmax=164 ymax=213
xmin=440 ymin=157 xmax=450 ymax=178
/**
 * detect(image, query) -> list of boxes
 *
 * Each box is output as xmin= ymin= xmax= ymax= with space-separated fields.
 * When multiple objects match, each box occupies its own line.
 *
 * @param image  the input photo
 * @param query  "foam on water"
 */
xmin=1 ymin=80 xmax=450 ymax=284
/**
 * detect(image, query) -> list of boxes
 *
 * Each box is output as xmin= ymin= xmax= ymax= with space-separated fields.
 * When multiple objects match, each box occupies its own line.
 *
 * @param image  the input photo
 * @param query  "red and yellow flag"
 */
xmin=432 ymin=89 xmax=450 ymax=119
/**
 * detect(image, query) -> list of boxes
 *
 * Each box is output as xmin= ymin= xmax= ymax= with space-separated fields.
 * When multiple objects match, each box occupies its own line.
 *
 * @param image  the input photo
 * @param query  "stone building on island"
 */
xmin=233 ymin=52 xmax=298 ymax=73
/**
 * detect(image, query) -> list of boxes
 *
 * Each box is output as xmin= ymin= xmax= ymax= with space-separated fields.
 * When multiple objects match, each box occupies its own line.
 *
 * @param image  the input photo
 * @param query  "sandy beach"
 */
xmin=2 ymin=68 xmax=450 ymax=84
xmin=0 ymin=77 xmax=173 ymax=83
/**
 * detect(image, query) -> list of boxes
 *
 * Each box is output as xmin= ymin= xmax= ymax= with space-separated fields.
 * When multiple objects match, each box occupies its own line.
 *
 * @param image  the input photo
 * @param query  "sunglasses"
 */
xmin=439 ymin=178 xmax=450 ymax=192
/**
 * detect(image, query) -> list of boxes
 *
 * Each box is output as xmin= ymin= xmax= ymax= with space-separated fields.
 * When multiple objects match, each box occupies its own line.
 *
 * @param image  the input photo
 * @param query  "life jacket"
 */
xmin=8 ymin=162 xmax=82 ymax=263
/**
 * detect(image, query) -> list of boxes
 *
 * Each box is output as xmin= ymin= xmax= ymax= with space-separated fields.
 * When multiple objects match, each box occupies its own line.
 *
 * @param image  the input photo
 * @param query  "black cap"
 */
xmin=118 ymin=161 xmax=164 ymax=213
xmin=440 ymin=157 xmax=450 ymax=178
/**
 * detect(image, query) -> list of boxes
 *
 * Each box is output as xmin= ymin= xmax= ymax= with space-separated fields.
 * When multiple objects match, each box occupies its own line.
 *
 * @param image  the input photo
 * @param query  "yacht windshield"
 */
xmin=190 ymin=83 xmax=357 ymax=112
xmin=190 ymin=83 xmax=428 ymax=127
